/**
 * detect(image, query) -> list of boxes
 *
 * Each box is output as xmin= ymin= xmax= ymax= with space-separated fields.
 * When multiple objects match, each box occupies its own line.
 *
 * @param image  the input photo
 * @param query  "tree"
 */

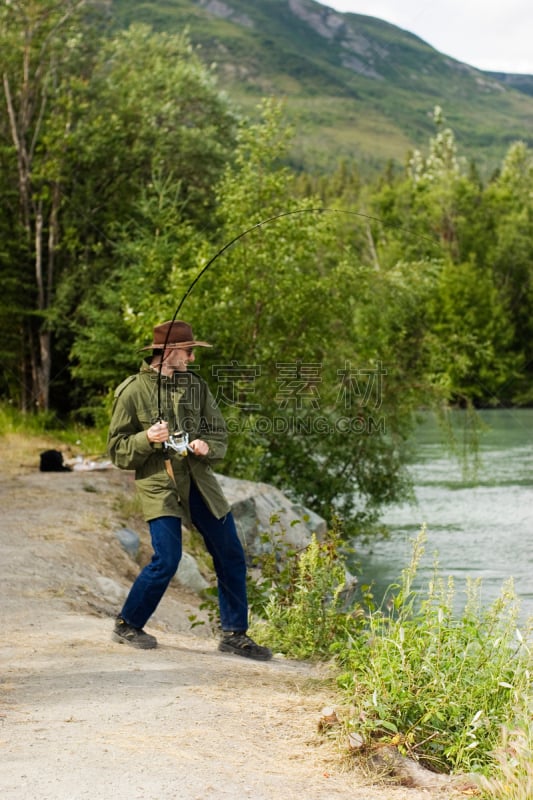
xmin=482 ymin=142 xmax=533 ymax=402
xmin=70 ymin=102 xmax=459 ymax=533
xmin=0 ymin=0 xmax=95 ymax=410
xmin=64 ymin=25 xmax=237 ymax=412
xmin=425 ymin=257 xmax=516 ymax=404
xmin=170 ymin=103 xmax=430 ymax=532
xmin=370 ymin=109 xmax=522 ymax=405
xmin=0 ymin=8 xmax=236 ymax=412
xmin=68 ymin=171 xmax=204 ymax=411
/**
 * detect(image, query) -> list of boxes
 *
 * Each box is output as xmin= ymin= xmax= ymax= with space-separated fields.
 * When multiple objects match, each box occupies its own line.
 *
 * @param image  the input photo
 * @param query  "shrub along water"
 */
xmin=251 ymin=518 xmax=366 ymax=660
xmin=249 ymin=525 xmax=532 ymax=789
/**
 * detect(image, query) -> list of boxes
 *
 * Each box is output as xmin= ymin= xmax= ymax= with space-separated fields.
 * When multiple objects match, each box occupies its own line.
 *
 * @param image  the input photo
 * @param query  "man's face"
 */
xmin=164 ymin=346 xmax=195 ymax=373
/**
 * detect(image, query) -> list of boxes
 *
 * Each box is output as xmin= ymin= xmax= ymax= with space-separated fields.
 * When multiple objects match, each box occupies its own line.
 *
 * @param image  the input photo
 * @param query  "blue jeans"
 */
xmin=119 ymin=481 xmax=248 ymax=632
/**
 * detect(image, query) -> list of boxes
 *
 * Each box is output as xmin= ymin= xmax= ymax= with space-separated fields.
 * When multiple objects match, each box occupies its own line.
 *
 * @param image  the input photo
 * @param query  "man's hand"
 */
xmin=146 ymin=420 xmax=169 ymax=444
xmin=189 ymin=438 xmax=209 ymax=456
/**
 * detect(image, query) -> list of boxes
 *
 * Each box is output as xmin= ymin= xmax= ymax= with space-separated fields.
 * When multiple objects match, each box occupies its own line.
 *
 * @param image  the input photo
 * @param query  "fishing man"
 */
xmin=107 ymin=320 xmax=272 ymax=661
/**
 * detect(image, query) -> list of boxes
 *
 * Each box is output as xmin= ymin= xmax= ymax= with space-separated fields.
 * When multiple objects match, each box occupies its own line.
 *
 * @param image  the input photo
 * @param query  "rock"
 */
xmin=318 ymin=707 xmax=339 ymax=730
xmin=347 ymin=732 xmax=365 ymax=751
xmin=114 ymin=527 xmax=140 ymax=558
xmin=174 ymin=551 xmax=210 ymax=593
xmin=216 ymin=473 xmax=327 ymax=559
xmin=364 ymin=745 xmax=479 ymax=791
xmin=95 ymin=576 xmax=126 ymax=605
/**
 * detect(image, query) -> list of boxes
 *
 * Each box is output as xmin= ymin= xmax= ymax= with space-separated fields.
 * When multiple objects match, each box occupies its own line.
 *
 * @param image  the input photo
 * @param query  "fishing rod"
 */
xmin=156 ymin=205 xmax=438 ymax=423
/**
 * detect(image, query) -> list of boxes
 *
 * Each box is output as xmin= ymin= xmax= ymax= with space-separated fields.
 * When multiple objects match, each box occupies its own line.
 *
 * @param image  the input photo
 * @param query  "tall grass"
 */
xmin=250 ymin=522 xmax=532 ymax=784
xmin=248 ymin=518 xmax=366 ymax=660
xmin=477 ymin=721 xmax=533 ymax=799
xmin=335 ymin=529 xmax=532 ymax=775
xmin=0 ymin=402 xmax=108 ymax=456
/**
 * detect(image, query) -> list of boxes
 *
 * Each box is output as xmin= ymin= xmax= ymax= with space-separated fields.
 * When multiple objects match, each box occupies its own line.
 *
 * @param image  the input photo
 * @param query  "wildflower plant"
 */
xmin=191 ymin=514 xmax=532 ymax=786
xmin=334 ymin=528 xmax=532 ymax=775
xmin=249 ymin=516 xmax=365 ymax=660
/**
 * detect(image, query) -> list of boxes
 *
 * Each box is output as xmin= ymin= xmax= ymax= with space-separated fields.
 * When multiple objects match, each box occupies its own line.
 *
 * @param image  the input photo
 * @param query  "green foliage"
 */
xmin=232 ymin=513 xmax=532 ymax=785
xmin=0 ymin=0 xmax=103 ymax=410
xmin=110 ymin=0 xmax=533 ymax=178
xmin=72 ymin=23 xmax=236 ymax=225
xmin=247 ymin=518 xmax=365 ymax=660
xmin=0 ymin=7 xmax=236 ymax=413
xmin=69 ymin=170 xmax=204 ymax=405
xmin=64 ymin=100 xmax=533 ymax=529
xmin=425 ymin=257 xmax=517 ymax=404
xmin=176 ymin=101 xmax=427 ymax=533
xmin=335 ymin=529 xmax=533 ymax=775
xmin=482 ymin=143 xmax=533 ymax=403
xmin=371 ymin=114 xmax=532 ymax=405
xmin=0 ymin=402 xmax=108 ymax=455
xmin=1 ymin=2 xmax=532 ymax=540
xmin=0 ymin=403 xmax=64 ymax=437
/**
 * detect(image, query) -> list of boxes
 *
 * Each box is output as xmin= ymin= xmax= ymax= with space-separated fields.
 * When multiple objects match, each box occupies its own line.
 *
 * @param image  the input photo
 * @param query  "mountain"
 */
xmin=487 ymin=72 xmax=533 ymax=98
xmin=109 ymin=0 xmax=533 ymax=176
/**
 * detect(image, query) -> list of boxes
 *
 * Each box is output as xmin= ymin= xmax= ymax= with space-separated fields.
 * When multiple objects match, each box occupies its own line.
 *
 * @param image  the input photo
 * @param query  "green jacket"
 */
xmin=107 ymin=362 xmax=230 ymax=524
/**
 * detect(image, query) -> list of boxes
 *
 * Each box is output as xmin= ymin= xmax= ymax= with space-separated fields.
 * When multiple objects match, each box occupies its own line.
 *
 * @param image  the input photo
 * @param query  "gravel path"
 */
xmin=0 ymin=434 xmax=453 ymax=800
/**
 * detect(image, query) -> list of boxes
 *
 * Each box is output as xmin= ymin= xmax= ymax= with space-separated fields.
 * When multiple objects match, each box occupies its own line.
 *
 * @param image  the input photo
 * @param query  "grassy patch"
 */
xmin=248 ymin=520 xmax=532 ymax=784
xmin=336 ymin=529 xmax=532 ymax=777
xmin=0 ymin=403 xmax=108 ymax=459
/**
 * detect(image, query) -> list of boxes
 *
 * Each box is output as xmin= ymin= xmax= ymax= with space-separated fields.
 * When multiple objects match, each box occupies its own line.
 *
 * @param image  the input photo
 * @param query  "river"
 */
xmin=357 ymin=408 xmax=533 ymax=621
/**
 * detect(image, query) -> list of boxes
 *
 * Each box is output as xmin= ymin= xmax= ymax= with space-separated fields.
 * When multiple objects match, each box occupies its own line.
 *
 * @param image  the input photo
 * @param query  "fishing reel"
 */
xmin=166 ymin=430 xmax=191 ymax=457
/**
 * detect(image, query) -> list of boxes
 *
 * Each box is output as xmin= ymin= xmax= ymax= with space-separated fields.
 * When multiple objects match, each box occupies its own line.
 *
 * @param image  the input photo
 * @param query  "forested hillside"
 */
xmin=1 ymin=1 xmax=532 ymax=534
xmin=110 ymin=0 xmax=533 ymax=176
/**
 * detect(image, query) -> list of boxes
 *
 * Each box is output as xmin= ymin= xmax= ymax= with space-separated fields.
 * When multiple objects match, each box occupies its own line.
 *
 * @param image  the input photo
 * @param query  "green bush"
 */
xmin=246 ymin=522 xmax=531 ymax=782
xmin=248 ymin=518 xmax=366 ymax=660
xmin=334 ymin=528 xmax=532 ymax=776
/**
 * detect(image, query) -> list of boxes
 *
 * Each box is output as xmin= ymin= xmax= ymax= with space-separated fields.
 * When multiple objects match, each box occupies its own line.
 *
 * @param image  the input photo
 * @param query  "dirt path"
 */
xmin=0 ymin=434 xmax=453 ymax=799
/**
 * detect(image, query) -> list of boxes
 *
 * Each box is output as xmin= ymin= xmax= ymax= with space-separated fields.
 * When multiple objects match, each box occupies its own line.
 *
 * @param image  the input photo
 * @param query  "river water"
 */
xmin=357 ymin=408 xmax=533 ymax=621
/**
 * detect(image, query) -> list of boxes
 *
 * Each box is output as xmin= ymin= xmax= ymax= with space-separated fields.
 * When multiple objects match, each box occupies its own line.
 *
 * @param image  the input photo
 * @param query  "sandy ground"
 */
xmin=0 ymin=433 xmax=461 ymax=800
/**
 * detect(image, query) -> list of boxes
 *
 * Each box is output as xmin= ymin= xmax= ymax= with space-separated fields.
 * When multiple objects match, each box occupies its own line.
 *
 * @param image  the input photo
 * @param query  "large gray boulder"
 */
xmin=215 ymin=473 xmax=327 ymax=559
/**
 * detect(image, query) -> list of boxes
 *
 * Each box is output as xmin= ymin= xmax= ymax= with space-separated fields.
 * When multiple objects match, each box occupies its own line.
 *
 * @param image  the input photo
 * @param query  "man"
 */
xmin=107 ymin=320 xmax=272 ymax=661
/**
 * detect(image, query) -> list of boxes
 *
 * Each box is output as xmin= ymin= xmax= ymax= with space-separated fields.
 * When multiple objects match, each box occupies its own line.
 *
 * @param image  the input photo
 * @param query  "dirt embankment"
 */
xmin=0 ymin=434 xmax=463 ymax=800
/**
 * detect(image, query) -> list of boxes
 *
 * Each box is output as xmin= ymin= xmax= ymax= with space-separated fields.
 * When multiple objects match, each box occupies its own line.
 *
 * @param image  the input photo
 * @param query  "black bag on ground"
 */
xmin=39 ymin=450 xmax=71 ymax=472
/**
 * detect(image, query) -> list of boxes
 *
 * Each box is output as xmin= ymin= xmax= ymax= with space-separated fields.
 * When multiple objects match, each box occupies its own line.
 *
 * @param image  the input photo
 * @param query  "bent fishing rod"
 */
xmin=156 ymin=205 xmax=438 ymax=426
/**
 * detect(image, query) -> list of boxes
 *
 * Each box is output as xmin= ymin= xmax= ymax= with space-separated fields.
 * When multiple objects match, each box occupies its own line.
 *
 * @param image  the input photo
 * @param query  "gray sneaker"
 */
xmin=112 ymin=617 xmax=157 ymax=649
xmin=218 ymin=631 xmax=272 ymax=661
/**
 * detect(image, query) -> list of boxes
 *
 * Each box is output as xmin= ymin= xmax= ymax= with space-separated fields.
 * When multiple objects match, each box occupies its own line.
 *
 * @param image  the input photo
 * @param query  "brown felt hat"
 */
xmin=140 ymin=320 xmax=212 ymax=351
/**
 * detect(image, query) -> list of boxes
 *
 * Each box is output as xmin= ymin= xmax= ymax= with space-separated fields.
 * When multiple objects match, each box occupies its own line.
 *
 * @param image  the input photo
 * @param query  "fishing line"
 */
xmin=156 ymin=205 xmax=439 ymax=421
